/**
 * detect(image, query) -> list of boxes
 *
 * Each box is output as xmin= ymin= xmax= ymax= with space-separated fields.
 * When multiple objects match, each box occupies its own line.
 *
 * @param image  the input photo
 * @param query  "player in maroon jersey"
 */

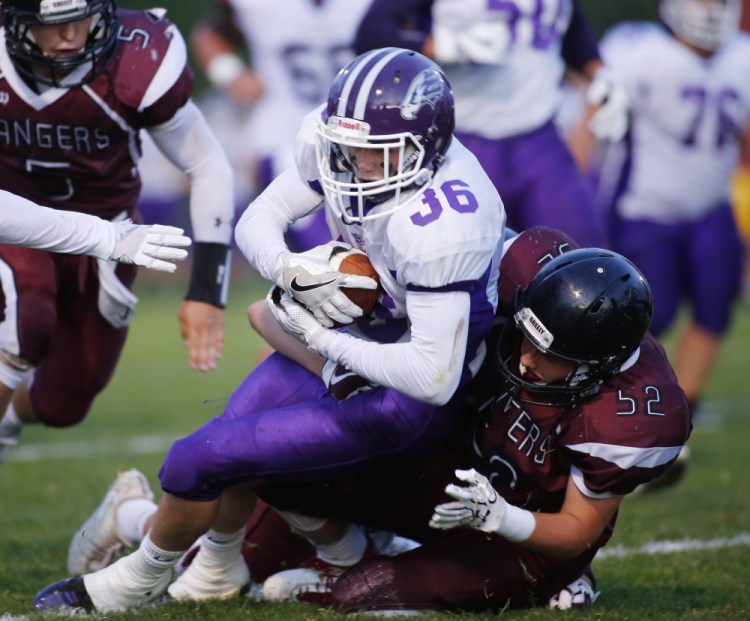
xmin=246 ymin=227 xmax=692 ymax=612
xmin=35 ymin=226 xmax=691 ymax=613
xmin=0 ymin=0 xmax=234 ymax=461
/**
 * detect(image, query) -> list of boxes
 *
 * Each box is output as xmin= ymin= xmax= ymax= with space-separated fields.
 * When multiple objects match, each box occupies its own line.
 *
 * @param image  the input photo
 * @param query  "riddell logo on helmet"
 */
xmin=336 ymin=119 xmax=363 ymax=131
xmin=328 ymin=116 xmax=370 ymax=137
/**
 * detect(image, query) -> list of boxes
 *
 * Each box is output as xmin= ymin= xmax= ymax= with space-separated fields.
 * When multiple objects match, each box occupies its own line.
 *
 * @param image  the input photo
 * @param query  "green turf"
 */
xmin=1 ymin=267 xmax=749 ymax=620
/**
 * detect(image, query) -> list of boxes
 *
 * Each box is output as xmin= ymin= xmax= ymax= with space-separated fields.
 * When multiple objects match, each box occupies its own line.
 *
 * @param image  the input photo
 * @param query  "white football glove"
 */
xmin=586 ymin=67 xmax=629 ymax=142
xmin=265 ymin=285 xmax=327 ymax=349
xmin=275 ymin=241 xmax=378 ymax=328
xmin=110 ymin=220 xmax=191 ymax=273
xmin=429 ymin=468 xmax=506 ymax=533
xmin=432 ymin=0 xmax=512 ymax=65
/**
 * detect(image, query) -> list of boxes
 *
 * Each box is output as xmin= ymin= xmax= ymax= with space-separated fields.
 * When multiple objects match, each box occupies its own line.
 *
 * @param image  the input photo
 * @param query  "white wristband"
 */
xmin=206 ymin=53 xmax=245 ymax=88
xmin=497 ymin=504 xmax=536 ymax=543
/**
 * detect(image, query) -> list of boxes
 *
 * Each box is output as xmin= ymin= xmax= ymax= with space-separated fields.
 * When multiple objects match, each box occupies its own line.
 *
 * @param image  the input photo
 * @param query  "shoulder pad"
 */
xmin=110 ymin=9 xmax=190 ymax=110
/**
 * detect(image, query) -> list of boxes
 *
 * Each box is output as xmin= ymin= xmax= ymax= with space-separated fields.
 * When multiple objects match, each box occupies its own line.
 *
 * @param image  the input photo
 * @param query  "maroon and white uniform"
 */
xmin=249 ymin=227 xmax=692 ymax=611
xmin=0 ymin=9 xmax=232 ymax=426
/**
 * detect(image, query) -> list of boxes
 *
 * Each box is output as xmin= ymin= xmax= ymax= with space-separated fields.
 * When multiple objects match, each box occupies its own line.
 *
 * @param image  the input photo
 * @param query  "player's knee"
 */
xmin=34 ymin=392 xmax=94 ymax=428
xmin=159 ymin=434 xmax=223 ymax=499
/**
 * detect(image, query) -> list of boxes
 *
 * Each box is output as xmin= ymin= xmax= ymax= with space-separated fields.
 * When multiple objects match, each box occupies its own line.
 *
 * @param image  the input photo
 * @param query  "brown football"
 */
xmin=329 ymin=247 xmax=381 ymax=320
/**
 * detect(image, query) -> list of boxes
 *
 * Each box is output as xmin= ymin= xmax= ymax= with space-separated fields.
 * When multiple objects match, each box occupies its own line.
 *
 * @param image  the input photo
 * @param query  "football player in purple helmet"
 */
xmin=33 ymin=47 xmax=506 ymax=613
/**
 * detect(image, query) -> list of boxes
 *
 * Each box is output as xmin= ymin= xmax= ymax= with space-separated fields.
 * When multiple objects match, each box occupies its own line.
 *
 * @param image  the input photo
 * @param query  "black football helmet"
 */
xmin=497 ymin=248 xmax=653 ymax=406
xmin=1 ymin=0 xmax=119 ymax=88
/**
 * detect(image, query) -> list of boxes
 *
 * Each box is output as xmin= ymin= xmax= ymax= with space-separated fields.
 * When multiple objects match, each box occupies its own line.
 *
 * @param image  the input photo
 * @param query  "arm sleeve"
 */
xmin=354 ymin=0 xmax=432 ymax=54
xmin=0 ymin=191 xmax=115 ymax=258
xmin=234 ymin=168 xmax=324 ymax=282
xmin=560 ymin=0 xmax=601 ymax=73
xmin=312 ymin=289 xmax=470 ymax=405
xmin=147 ymin=99 xmax=234 ymax=245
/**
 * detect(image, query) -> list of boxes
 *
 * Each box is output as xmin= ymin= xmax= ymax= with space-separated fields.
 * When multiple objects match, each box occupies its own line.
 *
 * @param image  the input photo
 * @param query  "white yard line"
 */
xmin=596 ymin=532 xmax=750 ymax=560
xmin=6 ymin=433 xmax=175 ymax=462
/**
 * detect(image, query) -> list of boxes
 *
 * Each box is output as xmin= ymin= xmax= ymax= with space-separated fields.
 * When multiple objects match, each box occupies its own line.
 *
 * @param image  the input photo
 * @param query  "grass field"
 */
xmin=1 ymin=265 xmax=749 ymax=620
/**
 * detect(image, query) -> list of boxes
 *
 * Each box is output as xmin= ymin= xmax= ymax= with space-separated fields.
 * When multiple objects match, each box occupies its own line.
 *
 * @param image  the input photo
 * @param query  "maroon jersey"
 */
xmin=0 ymin=9 xmax=193 ymax=219
xmin=245 ymin=227 xmax=692 ymax=611
xmin=474 ymin=335 xmax=691 ymax=511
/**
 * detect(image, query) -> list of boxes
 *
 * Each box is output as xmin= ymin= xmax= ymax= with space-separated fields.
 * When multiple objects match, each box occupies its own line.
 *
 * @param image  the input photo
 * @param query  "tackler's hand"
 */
xmin=429 ymin=468 xmax=507 ymax=532
xmin=265 ymin=285 xmax=328 ymax=350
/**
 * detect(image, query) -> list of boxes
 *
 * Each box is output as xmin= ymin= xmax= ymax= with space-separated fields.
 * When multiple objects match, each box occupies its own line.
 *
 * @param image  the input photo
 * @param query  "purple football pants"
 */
xmin=456 ymin=121 xmax=605 ymax=248
xmin=612 ymin=202 xmax=744 ymax=336
xmin=159 ymin=352 xmax=467 ymax=500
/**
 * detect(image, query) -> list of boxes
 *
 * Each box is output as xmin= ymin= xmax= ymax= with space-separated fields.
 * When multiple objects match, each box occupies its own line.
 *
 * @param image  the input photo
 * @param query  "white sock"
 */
xmin=201 ymin=528 xmax=246 ymax=564
xmin=316 ymin=523 xmax=367 ymax=567
xmin=116 ymin=498 xmax=158 ymax=545
xmin=139 ymin=531 xmax=185 ymax=571
xmin=84 ymin=533 xmax=184 ymax=611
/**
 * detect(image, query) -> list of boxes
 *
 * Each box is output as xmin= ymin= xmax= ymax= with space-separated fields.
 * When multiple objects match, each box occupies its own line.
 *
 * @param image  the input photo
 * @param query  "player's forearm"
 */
xmin=313 ymin=291 xmax=470 ymax=405
xmin=235 ymin=169 xmax=323 ymax=282
xmin=1 ymin=191 xmax=114 ymax=258
xmin=150 ymin=102 xmax=234 ymax=244
xmin=515 ymin=511 xmax=604 ymax=560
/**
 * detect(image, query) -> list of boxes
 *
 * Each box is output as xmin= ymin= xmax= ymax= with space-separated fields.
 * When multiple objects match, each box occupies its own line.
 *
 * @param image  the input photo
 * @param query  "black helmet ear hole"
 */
xmin=590 ymin=298 xmax=605 ymax=314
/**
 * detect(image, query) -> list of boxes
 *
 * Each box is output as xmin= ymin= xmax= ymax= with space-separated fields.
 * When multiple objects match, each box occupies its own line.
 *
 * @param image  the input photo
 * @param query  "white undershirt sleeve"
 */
xmin=313 ymin=289 xmax=471 ymax=405
xmin=1 ymin=190 xmax=115 ymax=258
xmin=147 ymin=100 xmax=234 ymax=244
xmin=234 ymin=168 xmax=324 ymax=281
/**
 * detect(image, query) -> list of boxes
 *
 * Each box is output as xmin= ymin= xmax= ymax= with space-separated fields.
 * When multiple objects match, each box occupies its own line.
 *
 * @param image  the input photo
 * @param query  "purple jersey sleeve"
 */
xmin=353 ymin=0 xmax=433 ymax=54
xmin=560 ymin=0 xmax=601 ymax=72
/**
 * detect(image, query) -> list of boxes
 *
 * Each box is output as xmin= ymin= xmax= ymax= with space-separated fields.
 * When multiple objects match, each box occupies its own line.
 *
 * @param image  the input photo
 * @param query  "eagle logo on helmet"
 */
xmin=400 ymin=69 xmax=445 ymax=120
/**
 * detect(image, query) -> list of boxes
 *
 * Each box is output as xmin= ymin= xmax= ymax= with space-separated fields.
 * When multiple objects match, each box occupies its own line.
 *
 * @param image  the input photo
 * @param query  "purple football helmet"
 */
xmin=316 ymin=47 xmax=455 ymax=223
xmin=1 ymin=0 xmax=119 ymax=88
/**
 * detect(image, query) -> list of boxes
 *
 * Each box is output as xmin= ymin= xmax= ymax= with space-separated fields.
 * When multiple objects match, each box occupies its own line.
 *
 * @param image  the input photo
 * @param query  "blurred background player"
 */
xmin=571 ymin=0 xmax=749 ymax=486
xmin=0 ymin=1 xmax=233 ymax=463
xmin=190 ymin=0 xmax=371 ymax=251
xmin=353 ymin=0 xmax=629 ymax=248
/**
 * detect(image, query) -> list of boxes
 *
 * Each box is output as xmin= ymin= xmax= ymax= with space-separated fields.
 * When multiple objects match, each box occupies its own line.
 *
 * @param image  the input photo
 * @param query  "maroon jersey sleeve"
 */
xmin=109 ymin=9 xmax=194 ymax=129
xmin=560 ymin=335 xmax=692 ymax=497
xmin=475 ymin=339 xmax=690 ymax=511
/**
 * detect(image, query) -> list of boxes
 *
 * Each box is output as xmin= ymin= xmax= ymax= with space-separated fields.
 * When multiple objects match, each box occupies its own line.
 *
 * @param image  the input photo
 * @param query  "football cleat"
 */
xmin=548 ymin=566 xmax=599 ymax=610
xmin=67 ymin=469 xmax=154 ymax=574
xmin=263 ymin=539 xmax=376 ymax=606
xmin=33 ymin=576 xmax=94 ymax=612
